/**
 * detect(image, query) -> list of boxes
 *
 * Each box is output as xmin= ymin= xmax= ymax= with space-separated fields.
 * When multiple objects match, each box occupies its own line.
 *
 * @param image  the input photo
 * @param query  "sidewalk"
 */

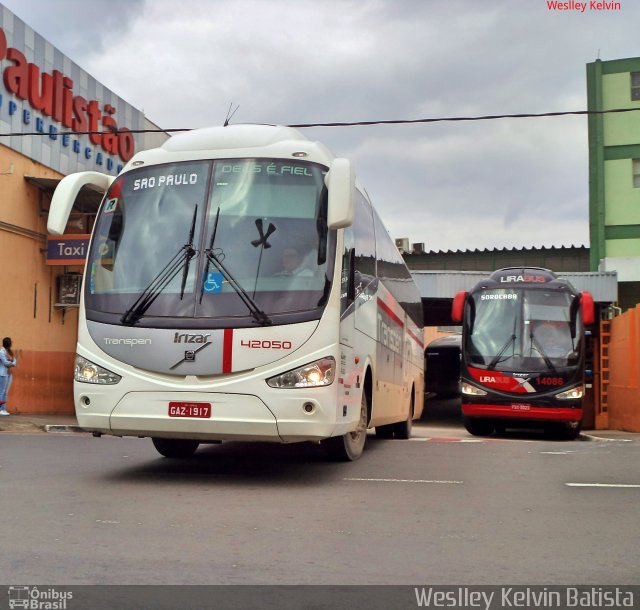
xmin=0 ymin=412 xmax=81 ymax=434
xmin=1 ymin=411 xmax=640 ymax=441
xmin=412 ymin=420 xmax=640 ymax=442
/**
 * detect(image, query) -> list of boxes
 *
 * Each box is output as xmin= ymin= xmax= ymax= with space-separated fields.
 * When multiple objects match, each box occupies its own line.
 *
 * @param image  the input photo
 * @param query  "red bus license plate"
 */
xmin=168 ymin=402 xmax=211 ymax=418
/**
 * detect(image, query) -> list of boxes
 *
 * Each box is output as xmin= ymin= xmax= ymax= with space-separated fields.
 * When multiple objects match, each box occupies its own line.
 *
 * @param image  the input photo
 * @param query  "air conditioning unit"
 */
xmin=412 ymin=242 xmax=425 ymax=255
xmin=56 ymin=273 xmax=82 ymax=306
xmin=395 ymin=237 xmax=410 ymax=253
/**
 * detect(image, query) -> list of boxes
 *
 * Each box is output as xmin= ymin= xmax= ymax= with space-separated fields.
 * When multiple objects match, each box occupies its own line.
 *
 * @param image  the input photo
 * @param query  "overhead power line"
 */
xmin=287 ymin=106 xmax=640 ymax=128
xmin=1 ymin=107 xmax=639 ymax=137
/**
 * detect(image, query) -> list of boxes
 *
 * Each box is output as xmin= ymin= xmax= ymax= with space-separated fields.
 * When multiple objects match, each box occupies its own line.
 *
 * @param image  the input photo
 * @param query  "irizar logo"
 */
xmin=174 ymin=333 xmax=211 ymax=344
xmin=170 ymin=336 xmax=212 ymax=370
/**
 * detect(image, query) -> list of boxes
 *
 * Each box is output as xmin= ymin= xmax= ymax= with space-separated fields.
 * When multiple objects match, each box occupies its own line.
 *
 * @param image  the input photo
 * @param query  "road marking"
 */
xmin=565 ymin=483 xmax=640 ymax=488
xmin=410 ymin=437 xmax=489 ymax=443
xmin=409 ymin=436 xmax=515 ymax=443
xmin=540 ymin=451 xmax=574 ymax=455
xmin=344 ymin=477 xmax=463 ymax=484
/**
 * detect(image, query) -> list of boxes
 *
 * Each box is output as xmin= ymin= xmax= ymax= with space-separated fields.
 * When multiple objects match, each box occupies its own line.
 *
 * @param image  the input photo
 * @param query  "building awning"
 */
xmin=411 ymin=270 xmax=618 ymax=303
xmin=24 ymin=176 xmax=105 ymax=214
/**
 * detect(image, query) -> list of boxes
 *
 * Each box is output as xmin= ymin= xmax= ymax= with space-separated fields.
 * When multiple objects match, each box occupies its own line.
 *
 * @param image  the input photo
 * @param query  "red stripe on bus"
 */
xmin=377 ymin=298 xmax=404 ymax=328
xmin=223 ymin=329 xmax=233 ymax=373
xmin=462 ymin=404 xmax=582 ymax=422
xmin=407 ymin=328 xmax=424 ymax=348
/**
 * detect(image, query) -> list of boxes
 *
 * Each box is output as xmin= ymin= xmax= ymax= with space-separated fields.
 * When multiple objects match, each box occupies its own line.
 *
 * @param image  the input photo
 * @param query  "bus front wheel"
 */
xmin=152 ymin=438 xmax=200 ymax=458
xmin=323 ymin=392 xmax=368 ymax=461
xmin=462 ymin=416 xmax=495 ymax=437
xmin=563 ymin=421 xmax=582 ymax=440
xmin=546 ymin=421 xmax=582 ymax=441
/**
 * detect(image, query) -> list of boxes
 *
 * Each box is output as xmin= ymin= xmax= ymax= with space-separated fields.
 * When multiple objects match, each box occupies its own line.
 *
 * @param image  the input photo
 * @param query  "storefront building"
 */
xmin=0 ymin=5 xmax=167 ymax=413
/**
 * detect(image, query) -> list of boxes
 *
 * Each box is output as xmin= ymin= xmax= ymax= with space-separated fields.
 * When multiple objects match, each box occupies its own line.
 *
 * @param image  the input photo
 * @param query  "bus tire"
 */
xmin=462 ymin=416 xmax=494 ymax=437
xmin=563 ymin=422 xmax=582 ymax=440
xmin=323 ymin=392 xmax=368 ymax=461
xmin=152 ymin=437 xmax=200 ymax=458
xmin=375 ymin=424 xmax=394 ymax=439
xmin=552 ymin=421 xmax=581 ymax=441
xmin=393 ymin=391 xmax=414 ymax=440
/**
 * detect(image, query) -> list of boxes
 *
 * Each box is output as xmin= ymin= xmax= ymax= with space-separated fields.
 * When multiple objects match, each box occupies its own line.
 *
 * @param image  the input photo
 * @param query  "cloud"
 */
xmin=343 ymin=113 xmax=589 ymax=249
xmin=2 ymin=0 xmax=145 ymax=61
xmin=2 ymin=0 xmax=639 ymax=252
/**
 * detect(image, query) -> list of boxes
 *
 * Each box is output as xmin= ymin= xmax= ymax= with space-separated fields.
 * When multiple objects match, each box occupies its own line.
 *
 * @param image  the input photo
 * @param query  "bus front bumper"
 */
xmin=76 ymin=390 xmax=339 ymax=443
xmin=462 ymin=403 xmax=582 ymax=422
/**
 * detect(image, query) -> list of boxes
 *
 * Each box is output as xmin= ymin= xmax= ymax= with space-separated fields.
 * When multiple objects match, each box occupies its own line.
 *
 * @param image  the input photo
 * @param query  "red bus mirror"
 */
xmin=581 ymin=292 xmax=595 ymax=326
xmin=451 ymin=291 xmax=468 ymax=323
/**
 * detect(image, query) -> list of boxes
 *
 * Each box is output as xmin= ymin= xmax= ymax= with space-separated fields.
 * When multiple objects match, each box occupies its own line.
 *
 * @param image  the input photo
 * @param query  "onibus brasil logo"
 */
xmin=8 ymin=586 xmax=73 ymax=610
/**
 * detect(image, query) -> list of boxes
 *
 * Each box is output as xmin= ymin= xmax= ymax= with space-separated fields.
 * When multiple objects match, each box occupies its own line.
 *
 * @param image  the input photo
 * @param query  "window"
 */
xmin=632 ymin=72 xmax=640 ymax=102
xmin=352 ymin=192 xmax=376 ymax=284
xmin=633 ymin=159 xmax=640 ymax=188
xmin=85 ymin=159 xmax=335 ymax=326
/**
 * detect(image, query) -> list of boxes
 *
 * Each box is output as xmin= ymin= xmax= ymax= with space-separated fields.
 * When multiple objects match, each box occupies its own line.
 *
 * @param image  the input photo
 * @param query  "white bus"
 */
xmin=48 ymin=124 xmax=424 ymax=461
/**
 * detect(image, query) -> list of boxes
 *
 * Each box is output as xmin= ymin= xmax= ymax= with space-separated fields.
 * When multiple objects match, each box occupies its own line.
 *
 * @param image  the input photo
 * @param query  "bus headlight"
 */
xmin=74 ymin=355 xmax=121 ymax=385
xmin=461 ymin=381 xmax=487 ymax=396
xmin=266 ymin=357 xmax=335 ymax=389
xmin=556 ymin=385 xmax=584 ymax=400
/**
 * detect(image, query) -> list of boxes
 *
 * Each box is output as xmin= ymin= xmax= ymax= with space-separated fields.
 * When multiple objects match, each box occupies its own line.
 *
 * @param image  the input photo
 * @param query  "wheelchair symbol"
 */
xmin=203 ymin=272 xmax=223 ymax=293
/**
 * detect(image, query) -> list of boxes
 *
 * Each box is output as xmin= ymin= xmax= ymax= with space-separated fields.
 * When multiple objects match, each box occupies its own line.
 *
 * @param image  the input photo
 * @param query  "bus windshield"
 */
xmin=85 ymin=159 xmax=334 ymax=327
xmin=465 ymin=288 xmax=581 ymax=372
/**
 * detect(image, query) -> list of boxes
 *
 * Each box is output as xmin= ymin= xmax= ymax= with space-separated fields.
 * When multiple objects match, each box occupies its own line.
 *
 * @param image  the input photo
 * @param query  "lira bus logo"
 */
xmin=500 ymin=275 xmax=546 ymax=283
xmin=479 ymin=375 xmax=512 ymax=384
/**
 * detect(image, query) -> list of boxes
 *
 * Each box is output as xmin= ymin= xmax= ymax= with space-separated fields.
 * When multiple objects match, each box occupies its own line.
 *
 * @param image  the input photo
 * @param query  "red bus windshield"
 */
xmin=465 ymin=288 xmax=582 ymax=373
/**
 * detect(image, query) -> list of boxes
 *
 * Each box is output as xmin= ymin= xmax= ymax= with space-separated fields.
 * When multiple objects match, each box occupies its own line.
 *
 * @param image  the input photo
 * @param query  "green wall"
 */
xmin=602 ymin=73 xmax=640 ymax=146
xmin=587 ymin=57 xmax=640 ymax=271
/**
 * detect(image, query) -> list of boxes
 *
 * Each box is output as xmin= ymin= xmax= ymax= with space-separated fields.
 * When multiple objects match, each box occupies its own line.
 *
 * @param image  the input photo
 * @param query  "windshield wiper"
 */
xmin=529 ymin=331 xmax=557 ymax=373
xmin=487 ymin=316 xmax=517 ymax=370
xmin=179 ymin=206 xmax=199 ymax=299
xmin=487 ymin=333 xmax=517 ymax=370
xmin=200 ymin=208 xmax=272 ymax=326
xmin=204 ymin=246 xmax=272 ymax=326
xmin=121 ymin=206 xmax=198 ymax=326
xmin=199 ymin=208 xmax=221 ymax=305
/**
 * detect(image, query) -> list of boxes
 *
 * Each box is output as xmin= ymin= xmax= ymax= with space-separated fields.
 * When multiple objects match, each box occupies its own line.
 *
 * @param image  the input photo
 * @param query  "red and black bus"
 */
xmin=451 ymin=268 xmax=594 ymax=439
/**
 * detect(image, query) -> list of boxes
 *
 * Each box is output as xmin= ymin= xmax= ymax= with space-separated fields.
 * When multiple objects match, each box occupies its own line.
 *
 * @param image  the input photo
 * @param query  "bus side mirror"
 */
xmin=451 ymin=291 xmax=468 ymax=323
xmin=326 ymin=158 xmax=355 ymax=229
xmin=47 ymin=171 xmax=114 ymax=235
xmin=581 ymin=291 xmax=595 ymax=326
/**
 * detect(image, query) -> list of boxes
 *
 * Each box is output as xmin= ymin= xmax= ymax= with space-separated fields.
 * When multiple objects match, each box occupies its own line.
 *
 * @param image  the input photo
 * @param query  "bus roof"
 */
xmin=472 ymin=267 xmax=578 ymax=294
xmin=126 ymin=124 xmax=337 ymax=169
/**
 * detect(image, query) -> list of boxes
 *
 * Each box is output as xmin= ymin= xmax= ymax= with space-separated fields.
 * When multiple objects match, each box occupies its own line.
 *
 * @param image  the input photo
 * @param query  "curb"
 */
xmin=44 ymin=425 xmax=86 ymax=433
xmin=579 ymin=433 xmax=633 ymax=443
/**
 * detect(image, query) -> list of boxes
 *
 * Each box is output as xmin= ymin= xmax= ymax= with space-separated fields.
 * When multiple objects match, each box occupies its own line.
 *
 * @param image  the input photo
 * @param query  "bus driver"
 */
xmin=276 ymin=246 xmax=314 ymax=277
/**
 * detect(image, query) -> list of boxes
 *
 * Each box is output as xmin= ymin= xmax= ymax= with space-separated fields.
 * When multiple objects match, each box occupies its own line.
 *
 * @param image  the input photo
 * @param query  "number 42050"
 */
xmin=240 ymin=339 xmax=292 ymax=349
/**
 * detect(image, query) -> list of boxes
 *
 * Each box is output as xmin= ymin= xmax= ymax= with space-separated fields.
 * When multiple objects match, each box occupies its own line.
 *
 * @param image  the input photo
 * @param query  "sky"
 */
xmin=2 ymin=0 xmax=639 ymax=253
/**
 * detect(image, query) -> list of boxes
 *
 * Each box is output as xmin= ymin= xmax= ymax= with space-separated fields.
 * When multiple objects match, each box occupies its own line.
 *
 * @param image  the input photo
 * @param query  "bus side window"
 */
xmin=352 ymin=192 xmax=376 ymax=287
xmin=341 ymin=228 xmax=355 ymax=314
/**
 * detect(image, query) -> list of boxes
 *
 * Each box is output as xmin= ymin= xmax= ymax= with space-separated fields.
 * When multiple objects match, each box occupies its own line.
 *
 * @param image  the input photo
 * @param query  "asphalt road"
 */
xmin=1 ymin=420 xmax=639 ymax=587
